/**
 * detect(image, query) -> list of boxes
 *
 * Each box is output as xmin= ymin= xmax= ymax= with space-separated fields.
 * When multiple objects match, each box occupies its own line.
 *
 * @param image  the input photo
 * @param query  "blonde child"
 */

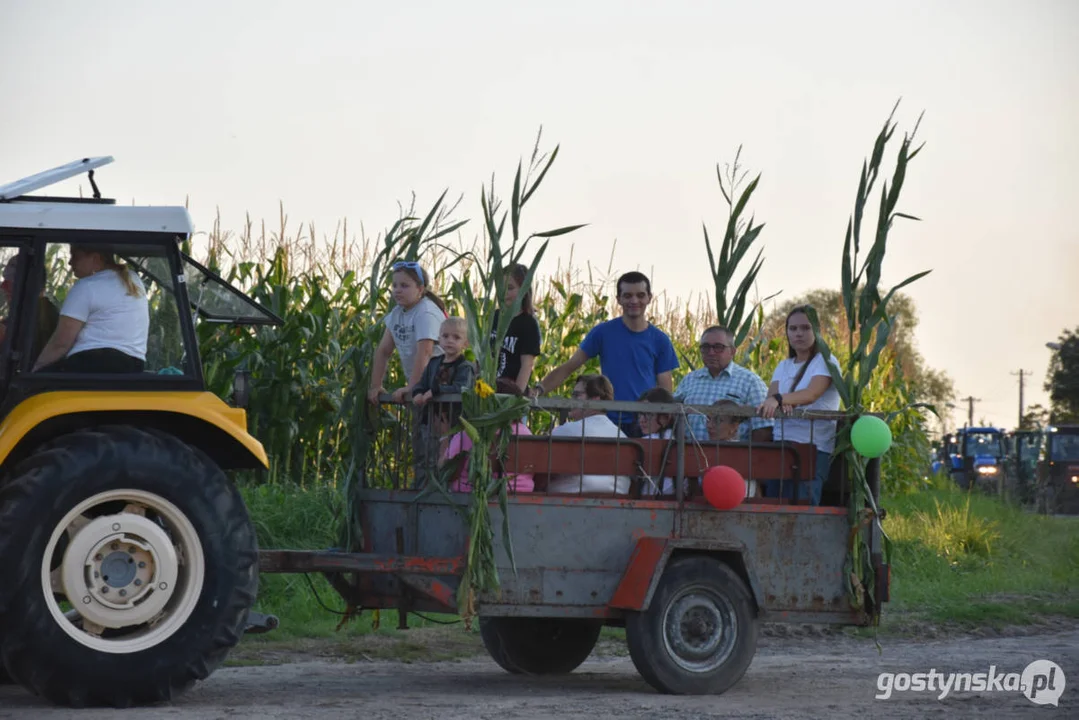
xmin=412 ymin=317 xmax=476 ymax=409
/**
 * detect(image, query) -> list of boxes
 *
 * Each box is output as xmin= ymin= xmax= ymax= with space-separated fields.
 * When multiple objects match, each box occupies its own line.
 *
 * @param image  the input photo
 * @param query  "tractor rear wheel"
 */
xmin=625 ymin=555 xmax=757 ymax=695
xmin=479 ymin=617 xmax=602 ymax=674
xmin=0 ymin=426 xmax=258 ymax=707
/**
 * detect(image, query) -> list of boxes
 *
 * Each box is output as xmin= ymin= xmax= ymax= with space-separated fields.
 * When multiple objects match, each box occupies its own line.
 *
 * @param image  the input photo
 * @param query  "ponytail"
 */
xmin=112 ymin=264 xmax=142 ymax=297
xmin=424 ymin=290 xmax=447 ymax=315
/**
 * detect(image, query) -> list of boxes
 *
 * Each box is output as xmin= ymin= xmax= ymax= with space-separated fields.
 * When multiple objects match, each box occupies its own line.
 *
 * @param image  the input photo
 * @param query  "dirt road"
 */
xmin=2 ymin=626 xmax=1075 ymax=719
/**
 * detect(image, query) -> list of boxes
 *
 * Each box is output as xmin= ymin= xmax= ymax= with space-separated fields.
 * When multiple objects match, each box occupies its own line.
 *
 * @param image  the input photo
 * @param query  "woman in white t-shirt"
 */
xmin=549 ymin=374 xmax=632 ymax=495
xmin=32 ymin=246 xmax=148 ymax=374
xmin=757 ymin=306 xmax=841 ymax=505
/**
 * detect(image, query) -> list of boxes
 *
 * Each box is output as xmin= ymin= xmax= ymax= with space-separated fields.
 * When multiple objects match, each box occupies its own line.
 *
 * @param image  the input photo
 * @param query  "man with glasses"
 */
xmin=675 ymin=326 xmax=772 ymax=442
xmin=532 ymin=271 xmax=678 ymax=436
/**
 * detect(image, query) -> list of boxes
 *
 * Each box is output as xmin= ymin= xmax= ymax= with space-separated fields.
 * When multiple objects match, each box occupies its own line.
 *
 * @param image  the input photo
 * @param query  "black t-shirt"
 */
xmin=494 ymin=311 xmax=542 ymax=382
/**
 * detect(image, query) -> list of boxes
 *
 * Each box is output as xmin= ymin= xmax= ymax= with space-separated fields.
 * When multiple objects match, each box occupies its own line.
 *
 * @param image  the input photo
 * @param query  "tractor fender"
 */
xmin=609 ymin=536 xmax=765 ymax=613
xmin=0 ymin=391 xmax=268 ymax=471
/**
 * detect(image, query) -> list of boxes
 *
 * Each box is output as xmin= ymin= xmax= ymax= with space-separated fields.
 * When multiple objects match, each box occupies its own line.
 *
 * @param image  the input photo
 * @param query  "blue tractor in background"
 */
xmin=944 ymin=427 xmax=1009 ymax=494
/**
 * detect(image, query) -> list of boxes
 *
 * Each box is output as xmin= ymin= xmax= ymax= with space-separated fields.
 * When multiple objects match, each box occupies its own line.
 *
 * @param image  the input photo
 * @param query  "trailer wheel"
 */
xmin=625 ymin=555 xmax=757 ymax=695
xmin=0 ymin=426 xmax=258 ymax=707
xmin=479 ymin=617 xmax=602 ymax=674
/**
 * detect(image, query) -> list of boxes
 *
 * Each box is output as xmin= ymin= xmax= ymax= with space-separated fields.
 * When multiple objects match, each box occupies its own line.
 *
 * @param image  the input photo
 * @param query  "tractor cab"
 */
xmin=949 ymin=427 xmax=1006 ymax=491
xmin=1038 ymin=425 xmax=1079 ymax=514
xmin=0 ymin=157 xmax=280 ymax=409
xmin=1008 ymin=429 xmax=1045 ymax=504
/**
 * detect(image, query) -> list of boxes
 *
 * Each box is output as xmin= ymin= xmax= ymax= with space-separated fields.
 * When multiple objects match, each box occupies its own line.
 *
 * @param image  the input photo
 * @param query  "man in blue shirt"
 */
xmin=532 ymin=271 xmax=679 ymax=435
xmin=675 ymin=325 xmax=773 ymax=442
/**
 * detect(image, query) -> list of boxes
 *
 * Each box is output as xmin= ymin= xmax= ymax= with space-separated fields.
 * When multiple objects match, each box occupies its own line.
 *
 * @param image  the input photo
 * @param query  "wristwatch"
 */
xmin=773 ymin=393 xmax=783 ymax=407
xmin=533 ymin=383 xmax=546 ymax=396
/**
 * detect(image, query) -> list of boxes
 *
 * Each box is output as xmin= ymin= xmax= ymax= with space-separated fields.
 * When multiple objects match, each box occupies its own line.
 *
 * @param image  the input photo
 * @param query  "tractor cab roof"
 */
xmin=0 ymin=157 xmax=193 ymax=236
xmin=0 ymin=157 xmax=281 ymax=327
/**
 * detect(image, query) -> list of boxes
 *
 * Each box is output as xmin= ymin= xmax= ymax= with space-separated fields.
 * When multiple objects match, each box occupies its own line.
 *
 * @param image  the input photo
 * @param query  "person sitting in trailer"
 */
xmin=548 ymin=374 xmax=632 ymax=495
xmin=706 ymin=399 xmax=742 ymax=442
xmin=32 ymin=245 xmax=148 ymax=374
xmin=637 ymin=387 xmax=678 ymax=497
xmin=442 ymin=378 xmax=534 ymax=494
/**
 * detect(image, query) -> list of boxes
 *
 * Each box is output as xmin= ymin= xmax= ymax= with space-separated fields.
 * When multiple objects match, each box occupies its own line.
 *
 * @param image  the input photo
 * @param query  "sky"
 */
xmin=3 ymin=0 xmax=1077 ymax=430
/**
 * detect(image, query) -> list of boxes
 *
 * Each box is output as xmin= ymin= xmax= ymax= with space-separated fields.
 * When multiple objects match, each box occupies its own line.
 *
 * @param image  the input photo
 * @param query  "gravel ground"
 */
xmin=2 ymin=625 xmax=1075 ymax=719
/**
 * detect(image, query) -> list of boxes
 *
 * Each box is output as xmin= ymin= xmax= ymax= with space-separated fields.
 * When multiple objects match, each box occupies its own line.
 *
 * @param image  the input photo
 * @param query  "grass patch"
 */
xmin=883 ymin=474 xmax=1079 ymax=628
xmin=241 ymin=483 xmax=469 ymax=649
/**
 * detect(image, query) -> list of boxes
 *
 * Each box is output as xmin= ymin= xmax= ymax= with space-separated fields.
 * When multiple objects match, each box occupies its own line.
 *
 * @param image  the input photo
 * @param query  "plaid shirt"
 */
xmin=674 ymin=361 xmax=773 ymax=441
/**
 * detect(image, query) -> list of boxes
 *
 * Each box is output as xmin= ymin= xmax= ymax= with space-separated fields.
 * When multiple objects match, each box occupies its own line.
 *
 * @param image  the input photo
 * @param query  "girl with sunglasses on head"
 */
xmin=368 ymin=261 xmax=447 ymax=406
xmin=368 ymin=261 xmax=448 ymax=487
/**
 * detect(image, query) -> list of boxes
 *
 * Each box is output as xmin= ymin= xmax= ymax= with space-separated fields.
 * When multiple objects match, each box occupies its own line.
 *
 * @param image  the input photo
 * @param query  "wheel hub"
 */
xmin=662 ymin=589 xmax=737 ymax=673
xmin=61 ymin=513 xmax=179 ymax=629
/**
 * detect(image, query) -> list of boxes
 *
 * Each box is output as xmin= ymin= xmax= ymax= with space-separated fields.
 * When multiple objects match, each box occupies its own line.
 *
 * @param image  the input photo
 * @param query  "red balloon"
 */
xmin=702 ymin=465 xmax=746 ymax=510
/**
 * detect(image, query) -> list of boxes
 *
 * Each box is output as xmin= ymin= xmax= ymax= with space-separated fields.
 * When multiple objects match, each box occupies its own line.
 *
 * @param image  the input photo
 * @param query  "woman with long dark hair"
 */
xmin=494 ymin=263 xmax=542 ymax=392
xmin=757 ymin=305 xmax=841 ymax=505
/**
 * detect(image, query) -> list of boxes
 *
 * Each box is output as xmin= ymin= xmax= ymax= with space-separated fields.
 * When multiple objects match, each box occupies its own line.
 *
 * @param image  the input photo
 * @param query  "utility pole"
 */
xmin=1011 ymin=369 xmax=1030 ymax=428
xmin=959 ymin=395 xmax=981 ymax=427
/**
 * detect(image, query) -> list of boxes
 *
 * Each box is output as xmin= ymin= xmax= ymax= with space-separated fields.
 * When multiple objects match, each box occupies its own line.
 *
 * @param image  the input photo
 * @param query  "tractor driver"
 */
xmin=33 ymin=246 xmax=149 ymax=374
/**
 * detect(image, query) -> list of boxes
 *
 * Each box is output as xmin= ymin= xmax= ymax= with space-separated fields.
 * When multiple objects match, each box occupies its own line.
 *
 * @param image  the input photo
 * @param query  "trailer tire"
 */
xmin=625 ymin=555 xmax=757 ymax=695
xmin=479 ymin=617 xmax=602 ymax=675
xmin=0 ymin=426 xmax=258 ymax=708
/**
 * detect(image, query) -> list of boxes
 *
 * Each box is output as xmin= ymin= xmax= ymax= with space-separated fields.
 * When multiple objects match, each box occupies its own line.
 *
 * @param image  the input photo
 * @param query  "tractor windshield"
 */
xmin=126 ymin=251 xmax=281 ymax=326
xmin=964 ymin=432 xmax=1002 ymax=457
xmin=1049 ymin=434 xmax=1079 ymax=462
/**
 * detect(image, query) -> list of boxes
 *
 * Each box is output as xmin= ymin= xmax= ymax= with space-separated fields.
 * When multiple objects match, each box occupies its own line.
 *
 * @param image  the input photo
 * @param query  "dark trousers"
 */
xmin=42 ymin=348 xmax=146 ymax=374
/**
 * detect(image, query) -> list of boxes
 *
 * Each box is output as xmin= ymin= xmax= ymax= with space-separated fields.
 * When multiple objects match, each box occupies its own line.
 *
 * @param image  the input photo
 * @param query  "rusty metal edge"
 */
xmin=259 ymin=550 xmax=464 ymax=575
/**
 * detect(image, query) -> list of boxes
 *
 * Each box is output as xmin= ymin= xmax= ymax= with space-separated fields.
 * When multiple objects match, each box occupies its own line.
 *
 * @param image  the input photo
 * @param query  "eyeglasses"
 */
xmin=699 ymin=342 xmax=731 ymax=354
xmin=392 ymin=261 xmax=425 ymax=285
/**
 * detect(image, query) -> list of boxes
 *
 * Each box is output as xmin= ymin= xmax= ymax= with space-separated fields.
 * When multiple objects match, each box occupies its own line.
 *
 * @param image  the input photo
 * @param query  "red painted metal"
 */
xmin=398 ymin=573 xmax=458 ymax=611
xmin=608 ymin=536 xmax=669 ymax=610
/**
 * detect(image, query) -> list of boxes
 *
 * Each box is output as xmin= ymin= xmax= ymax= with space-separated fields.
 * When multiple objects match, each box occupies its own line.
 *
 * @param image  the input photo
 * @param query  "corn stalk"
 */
xmin=815 ymin=102 xmax=930 ymax=623
xmin=448 ymin=132 xmax=586 ymax=623
xmin=703 ymin=147 xmax=778 ymax=353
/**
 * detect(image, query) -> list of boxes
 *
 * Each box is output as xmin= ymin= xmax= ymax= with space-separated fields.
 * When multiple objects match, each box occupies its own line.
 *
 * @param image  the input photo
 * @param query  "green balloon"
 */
xmin=851 ymin=415 xmax=892 ymax=458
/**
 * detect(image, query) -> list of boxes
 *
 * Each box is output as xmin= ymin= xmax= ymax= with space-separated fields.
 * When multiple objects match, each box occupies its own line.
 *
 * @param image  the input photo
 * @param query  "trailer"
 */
xmin=259 ymin=397 xmax=888 ymax=696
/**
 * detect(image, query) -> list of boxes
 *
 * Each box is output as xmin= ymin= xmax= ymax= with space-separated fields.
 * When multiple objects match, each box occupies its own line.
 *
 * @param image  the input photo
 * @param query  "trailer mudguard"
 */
xmin=608 ymin=536 xmax=765 ymax=612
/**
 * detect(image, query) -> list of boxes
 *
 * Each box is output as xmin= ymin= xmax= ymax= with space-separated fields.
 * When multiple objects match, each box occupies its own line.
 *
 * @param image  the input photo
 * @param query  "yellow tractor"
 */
xmin=0 ymin=158 xmax=281 ymax=707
